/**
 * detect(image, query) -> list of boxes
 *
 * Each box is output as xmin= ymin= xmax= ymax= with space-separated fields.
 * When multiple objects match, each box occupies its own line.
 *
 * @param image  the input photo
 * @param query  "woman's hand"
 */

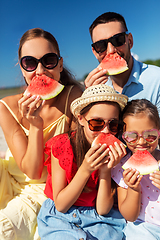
xmin=123 ymin=168 xmax=143 ymax=192
xmin=84 ymin=67 xmax=108 ymax=88
xmin=150 ymin=171 xmax=160 ymax=189
xmin=18 ymin=93 xmax=45 ymax=128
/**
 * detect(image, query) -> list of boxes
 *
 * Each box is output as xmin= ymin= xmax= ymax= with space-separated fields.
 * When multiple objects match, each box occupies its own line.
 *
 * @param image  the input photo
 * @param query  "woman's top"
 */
xmin=0 ymin=85 xmax=73 ymax=205
xmin=44 ymin=133 xmax=99 ymax=207
xmin=111 ymin=153 xmax=160 ymax=226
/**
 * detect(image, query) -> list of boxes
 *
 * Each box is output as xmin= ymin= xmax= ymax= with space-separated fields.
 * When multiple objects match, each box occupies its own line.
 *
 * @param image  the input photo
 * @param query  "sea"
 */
xmin=0 ymin=86 xmax=25 ymax=99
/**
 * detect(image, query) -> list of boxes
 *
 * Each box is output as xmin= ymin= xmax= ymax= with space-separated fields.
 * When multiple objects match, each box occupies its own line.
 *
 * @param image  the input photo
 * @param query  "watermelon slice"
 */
xmin=24 ymin=75 xmax=64 ymax=100
xmin=92 ymin=132 xmax=123 ymax=148
xmin=99 ymin=52 xmax=128 ymax=75
xmin=122 ymin=150 xmax=159 ymax=175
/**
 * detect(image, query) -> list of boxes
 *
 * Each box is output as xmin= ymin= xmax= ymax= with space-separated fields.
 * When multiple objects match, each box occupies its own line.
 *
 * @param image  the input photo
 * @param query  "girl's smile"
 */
xmin=123 ymin=113 xmax=159 ymax=154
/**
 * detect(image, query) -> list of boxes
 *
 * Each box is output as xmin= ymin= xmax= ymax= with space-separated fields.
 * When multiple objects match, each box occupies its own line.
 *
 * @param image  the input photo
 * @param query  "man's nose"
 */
xmin=106 ymin=42 xmax=116 ymax=55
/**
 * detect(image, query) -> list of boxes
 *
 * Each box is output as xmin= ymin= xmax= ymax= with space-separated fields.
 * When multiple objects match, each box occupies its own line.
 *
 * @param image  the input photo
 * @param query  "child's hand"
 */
xmin=150 ymin=171 xmax=160 ymax=189
xmin=123 ymin=168 xmax=143 ymax=192
xmin=82 ymin=144 xmax=109 ymax=174
xmin=107 ymin=142 xmax=127 ymax=169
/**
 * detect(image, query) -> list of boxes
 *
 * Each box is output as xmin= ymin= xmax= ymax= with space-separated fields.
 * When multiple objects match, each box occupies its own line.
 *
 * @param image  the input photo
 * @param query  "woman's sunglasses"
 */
xmin=20 ymin=53 xmax=61 ymax=72
xmin=122 ymin=129 xmax=160 ymax=145
xmin=84 ymin=117 xmax=123 ymax=133
xmin=92 ymin=32 xmax=128 ymax=53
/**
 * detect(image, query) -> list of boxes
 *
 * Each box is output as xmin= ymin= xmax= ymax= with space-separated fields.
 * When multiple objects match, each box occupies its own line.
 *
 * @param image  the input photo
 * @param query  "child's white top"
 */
xmin=111 ymin=153 xmax=160 ymax=226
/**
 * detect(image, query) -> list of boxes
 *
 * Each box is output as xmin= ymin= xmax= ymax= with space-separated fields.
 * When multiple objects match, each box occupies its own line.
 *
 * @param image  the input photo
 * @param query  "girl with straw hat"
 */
xmin=37 ymin=84 xmax=128 ymax=240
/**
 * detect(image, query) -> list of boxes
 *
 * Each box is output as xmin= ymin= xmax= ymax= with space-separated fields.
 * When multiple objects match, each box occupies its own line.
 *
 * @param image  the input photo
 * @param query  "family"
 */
xmin=0 ymin=11 xmax=160 ymax=240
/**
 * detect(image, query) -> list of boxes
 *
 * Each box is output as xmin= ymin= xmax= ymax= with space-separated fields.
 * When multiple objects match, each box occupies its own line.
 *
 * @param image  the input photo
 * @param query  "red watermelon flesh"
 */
xmin=122 ymin=150 xmax=159 ymax=175
xmin=24 ymin=75 xmax=64 ymax=100
xmin=92 ymin=133 xmax=123 ymax=148
xmin=99 ymin=52 xmax=128 ymax=75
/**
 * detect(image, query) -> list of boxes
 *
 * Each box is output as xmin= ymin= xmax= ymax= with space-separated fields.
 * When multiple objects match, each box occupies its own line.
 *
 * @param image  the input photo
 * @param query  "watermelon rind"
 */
xmin=105 ymin=66 xmax=129 ymax=76
xmin=122 ymin=150 xmax=159 ymax=175
xmin=99 ymin=53 xmax=129 ymax=75
xmin=24 ymin=75 xmax=64 ymax=100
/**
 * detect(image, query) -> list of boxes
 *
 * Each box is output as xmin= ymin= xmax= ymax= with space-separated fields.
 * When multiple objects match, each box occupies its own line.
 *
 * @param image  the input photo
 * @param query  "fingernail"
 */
xmin=36 ymin=95 xmax=40 ymax=100
xmin=98 ymin=66 xmax=102 ymax=70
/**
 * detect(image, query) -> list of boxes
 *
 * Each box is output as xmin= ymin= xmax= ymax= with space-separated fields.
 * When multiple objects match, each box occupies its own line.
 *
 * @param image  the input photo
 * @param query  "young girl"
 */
xmin=37 ymin=84 xmax=128 ymax=240
xmin=111 ymin=99 xmax=160 ymax=240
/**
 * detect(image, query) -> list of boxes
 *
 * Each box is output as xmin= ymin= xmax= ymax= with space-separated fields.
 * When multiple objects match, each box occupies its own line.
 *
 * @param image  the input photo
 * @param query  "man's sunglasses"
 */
xmin=92 ymin=32 xmax=128 ymax=53
xmin=20 ymin=53 xmax=61 ymax=72
xmin=84 ymin=117 xmax=123 ymax=133
xmin=122 ymin=129 xmax=160 ymax=145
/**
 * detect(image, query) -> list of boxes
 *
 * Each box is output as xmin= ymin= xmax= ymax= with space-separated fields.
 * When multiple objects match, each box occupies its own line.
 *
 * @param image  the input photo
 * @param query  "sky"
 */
xmin=0 ymin=0 xmax=160 ymax=88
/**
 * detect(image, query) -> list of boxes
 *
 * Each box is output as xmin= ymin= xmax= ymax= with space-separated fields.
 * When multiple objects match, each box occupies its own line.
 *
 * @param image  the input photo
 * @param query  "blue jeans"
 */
xmin=123 ymin=221 xmax=160 ymax=240
xmin=37 ymin=198 xmax=126 ymax=240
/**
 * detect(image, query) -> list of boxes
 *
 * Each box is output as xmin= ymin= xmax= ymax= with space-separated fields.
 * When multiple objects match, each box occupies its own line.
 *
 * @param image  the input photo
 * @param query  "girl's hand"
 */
xmin=84 ymin=67 xmax=108 ymax=88
xmin=81 ymin=143 xmax=109 ymax=174
xmin=107 ymin=142 xmax=127 ymax=169
xmin=18 ymin=93 xmax=45 ymax=128
xmin=123 ymin=168 xmax=143 ymax=192
xmin=150 ymin=171 xmax=160 ymax=189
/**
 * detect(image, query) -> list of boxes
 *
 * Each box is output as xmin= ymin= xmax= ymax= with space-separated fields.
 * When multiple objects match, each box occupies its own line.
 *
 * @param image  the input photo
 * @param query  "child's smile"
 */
xmin=123 ymin=113 xmax=159 ymax=155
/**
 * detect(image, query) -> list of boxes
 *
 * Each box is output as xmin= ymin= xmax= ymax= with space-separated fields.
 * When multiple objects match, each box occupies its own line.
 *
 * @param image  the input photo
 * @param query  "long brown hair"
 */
xmin=18 ymin=28 xmax=81 ymax=87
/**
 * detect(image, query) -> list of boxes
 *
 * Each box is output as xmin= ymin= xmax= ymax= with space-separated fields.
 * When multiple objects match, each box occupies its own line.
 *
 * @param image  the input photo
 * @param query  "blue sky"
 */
xmin=0 ymin=0 xmax=160 ymax=88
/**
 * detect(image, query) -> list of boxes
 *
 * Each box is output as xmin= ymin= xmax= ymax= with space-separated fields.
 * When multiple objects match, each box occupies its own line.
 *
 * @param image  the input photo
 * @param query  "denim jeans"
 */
xmin=123 ymin=221 xmax=160 ymax=240
xmin=37 ymin=198 xmax=126 ymax=240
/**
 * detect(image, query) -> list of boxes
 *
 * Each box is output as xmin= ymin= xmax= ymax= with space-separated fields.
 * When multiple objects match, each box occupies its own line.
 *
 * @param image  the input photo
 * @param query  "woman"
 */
xmin=0 ymin=28 xmax=83 ymax=240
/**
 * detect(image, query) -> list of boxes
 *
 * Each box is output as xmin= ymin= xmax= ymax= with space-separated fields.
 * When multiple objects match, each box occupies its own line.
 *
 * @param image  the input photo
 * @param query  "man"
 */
xmin=85 ymin=12 xmax=160 ymax=115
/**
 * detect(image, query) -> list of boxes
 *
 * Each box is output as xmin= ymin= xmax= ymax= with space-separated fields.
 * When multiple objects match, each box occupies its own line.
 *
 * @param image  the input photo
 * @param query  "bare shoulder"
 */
xmin=0 ymin=94 xmax=24 ymax=140
xmin=0 ymin=94 xmax=22 ymax=119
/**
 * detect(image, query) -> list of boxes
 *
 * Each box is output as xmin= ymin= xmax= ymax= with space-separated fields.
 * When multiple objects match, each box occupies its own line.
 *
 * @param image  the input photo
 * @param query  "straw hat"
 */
xmin=71 ymin=84 xmax=128 ymax=117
